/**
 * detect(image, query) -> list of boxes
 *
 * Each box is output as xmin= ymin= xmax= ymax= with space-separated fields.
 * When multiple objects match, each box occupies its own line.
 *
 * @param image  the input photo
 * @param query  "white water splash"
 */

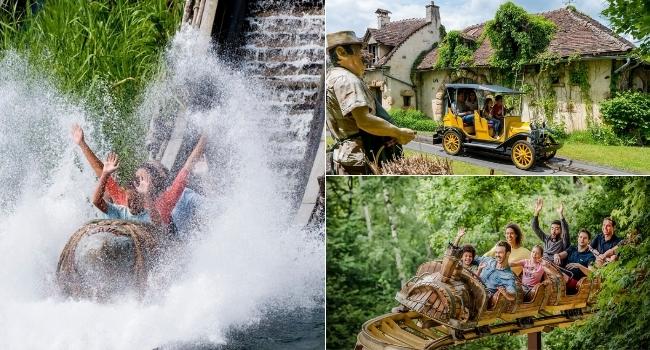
xmin=0 ymin=28 xmax=324 ymax=349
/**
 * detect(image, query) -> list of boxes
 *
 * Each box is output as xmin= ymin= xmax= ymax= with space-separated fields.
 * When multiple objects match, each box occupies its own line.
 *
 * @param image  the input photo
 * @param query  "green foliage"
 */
xmin=388 ymin=108 xmax=439 ymax=131
xmin=566 ymin=124 xmax=637 ymax=146
xmin=434 ymin=30 xmax=476 ymax=69
xmin=599 ymin=91 xmax=650 ymax=145
xmin=0 ymin=0 xmax=183 ymax=178
xmin=439 ymin=25 xmax=447 ymax=41
xmin=602 ymin=0 xmax=650 ymax=58
xmin=542 ymin=177 xmax=650 ymax=350
xmin=328 ymin=177 xmax=650 ymax=350
xmin=546 ymin=120 xmax=568 ymax=140
xmin=568 ymin=61 xmax=589 ymax=88
xmin=484 ymin=1 xmax=556 ymax=82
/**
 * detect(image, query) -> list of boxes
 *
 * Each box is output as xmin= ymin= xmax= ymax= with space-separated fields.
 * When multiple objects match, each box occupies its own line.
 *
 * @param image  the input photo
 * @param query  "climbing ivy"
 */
xmin=567 ymin=56 xmax=594 ymax=122
xmin=484 ymin=1 xmax=556 ymax=84
xmin=434 ymin=31 xmax=477 ymax=70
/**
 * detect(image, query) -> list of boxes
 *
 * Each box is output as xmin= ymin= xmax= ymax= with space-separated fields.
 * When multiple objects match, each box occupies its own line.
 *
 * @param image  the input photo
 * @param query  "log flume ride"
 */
xmin=57 ymin=220 xmax=165 ymax=300
xmin=356 ymin=243 xmax=600 ymax=350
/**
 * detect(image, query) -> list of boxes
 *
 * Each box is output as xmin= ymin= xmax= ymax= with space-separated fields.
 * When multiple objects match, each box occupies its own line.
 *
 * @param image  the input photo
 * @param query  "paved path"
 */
xmin=406 ymin=136 xmax=636 ymax=175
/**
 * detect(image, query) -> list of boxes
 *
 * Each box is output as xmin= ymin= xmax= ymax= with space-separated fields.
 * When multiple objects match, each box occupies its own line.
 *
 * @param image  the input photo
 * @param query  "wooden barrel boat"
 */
xmin=57 ymin=219 xmax=163 ymax=300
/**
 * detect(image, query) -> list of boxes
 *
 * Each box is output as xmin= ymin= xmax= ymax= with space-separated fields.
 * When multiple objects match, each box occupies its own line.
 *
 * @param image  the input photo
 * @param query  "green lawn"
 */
xmin=558 ymin=142 xmax=650 ymax=174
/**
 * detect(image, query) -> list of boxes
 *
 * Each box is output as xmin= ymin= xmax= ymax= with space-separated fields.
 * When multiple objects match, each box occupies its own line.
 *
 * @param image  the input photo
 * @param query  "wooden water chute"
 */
xmin=357 ymin=242 xmax=601 ymax=350
xmin=57 ymin=220 xmax=162 ymax=300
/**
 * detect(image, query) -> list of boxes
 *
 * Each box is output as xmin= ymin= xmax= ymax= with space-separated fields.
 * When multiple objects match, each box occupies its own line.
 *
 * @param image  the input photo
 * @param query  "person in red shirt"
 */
xmin=72 ymin=124 xmax=206 ymax=230
xmin=489 ymin=95 xmax=505 ymax=137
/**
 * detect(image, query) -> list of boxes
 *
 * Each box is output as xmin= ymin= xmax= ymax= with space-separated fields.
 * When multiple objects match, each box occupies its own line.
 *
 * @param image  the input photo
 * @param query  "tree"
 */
xmin=484 ymin=1 xmax=556 ymax=84
xmin=602 ymin=0 xmax=650 ymax=57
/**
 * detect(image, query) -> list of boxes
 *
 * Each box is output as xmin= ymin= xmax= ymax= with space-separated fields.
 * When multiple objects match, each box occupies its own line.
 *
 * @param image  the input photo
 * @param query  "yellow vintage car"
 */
xmin=432 ymin=83 xmax=561 ymax=170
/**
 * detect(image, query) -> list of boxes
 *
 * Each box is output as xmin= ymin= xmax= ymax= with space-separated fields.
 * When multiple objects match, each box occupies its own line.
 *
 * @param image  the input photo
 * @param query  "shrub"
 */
xmin=545 ymin=120 xmax=568 ymax=141
xmin=599 ymin=91 xmax=650 ymax=145
xmin=388 ymin=108 xmax=439 ymax=132
xmin=566 ymin=125 xmax=637 ymax=146
xmin=434 ymin=31 xmax=476 ymax=69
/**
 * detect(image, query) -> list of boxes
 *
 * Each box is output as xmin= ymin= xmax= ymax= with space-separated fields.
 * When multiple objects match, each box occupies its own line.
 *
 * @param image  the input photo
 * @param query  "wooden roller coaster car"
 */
xmin=356 ymin=243 xmax=600 ymax=350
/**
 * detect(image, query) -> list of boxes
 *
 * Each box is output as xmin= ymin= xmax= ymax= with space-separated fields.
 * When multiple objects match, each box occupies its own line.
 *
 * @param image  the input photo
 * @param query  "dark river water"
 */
xmin=162 ymin=306 xmax=324 ymax=349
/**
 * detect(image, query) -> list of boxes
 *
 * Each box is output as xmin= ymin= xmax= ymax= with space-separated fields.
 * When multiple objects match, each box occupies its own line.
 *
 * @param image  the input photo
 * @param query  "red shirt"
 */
xmin=105 ymin=168 xmax=189 ymax=224
xmin=491 ymin=104 xmax=505 ymax=118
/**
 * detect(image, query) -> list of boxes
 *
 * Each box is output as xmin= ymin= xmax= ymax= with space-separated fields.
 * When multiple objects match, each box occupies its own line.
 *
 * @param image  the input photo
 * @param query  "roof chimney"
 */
xmin=426 ymin=2 xmax=440 ymax=25
xmin=375 ymin=9 xmax=391 ymax=29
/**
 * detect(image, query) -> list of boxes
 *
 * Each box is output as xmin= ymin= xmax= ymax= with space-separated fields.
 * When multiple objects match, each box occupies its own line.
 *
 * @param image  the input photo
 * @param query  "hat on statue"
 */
xmin=326 ymin=31 xmax=363 ymax=50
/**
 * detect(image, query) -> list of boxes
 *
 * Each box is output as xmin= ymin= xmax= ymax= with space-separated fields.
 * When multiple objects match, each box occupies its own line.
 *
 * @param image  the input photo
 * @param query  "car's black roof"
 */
xmin=445 ymin=83 xmax=523 ymax=94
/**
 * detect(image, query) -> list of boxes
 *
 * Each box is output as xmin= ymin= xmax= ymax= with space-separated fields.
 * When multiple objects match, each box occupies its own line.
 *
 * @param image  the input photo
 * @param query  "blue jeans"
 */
xmin=490 ymin=119 xmax=503 ymax=134
xmin=462 ymin=114 xmax=474 ymax=125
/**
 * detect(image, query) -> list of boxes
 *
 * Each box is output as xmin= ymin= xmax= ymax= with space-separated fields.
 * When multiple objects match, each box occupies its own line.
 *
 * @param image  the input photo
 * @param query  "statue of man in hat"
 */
xmin=326 ymin=30 xmax=416 ymax=175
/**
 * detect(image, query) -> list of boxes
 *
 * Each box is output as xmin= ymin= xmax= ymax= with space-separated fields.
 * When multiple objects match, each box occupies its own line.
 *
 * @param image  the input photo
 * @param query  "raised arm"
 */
xmin=92 ymin=153 xmax=119 ymax=214
xmin=73 ymin=124 xmax=127 ymax=204
xmin=531 ymin=198 xmax=546 ymax=241
xmin=453 ymin=227 xmax=466 ymax=246
xmin=559 ymin=204 xmax=570 ymax=249
xmin=181 ymin=134 xmax=207 ymax=173
xmin=72 ymin=124 xmax=104 ymax=177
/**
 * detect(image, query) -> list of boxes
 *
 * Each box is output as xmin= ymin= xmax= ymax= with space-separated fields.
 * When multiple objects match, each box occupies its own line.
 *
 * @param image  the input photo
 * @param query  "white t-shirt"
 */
xmin=105 ymin=202 xmax=151 ymax=224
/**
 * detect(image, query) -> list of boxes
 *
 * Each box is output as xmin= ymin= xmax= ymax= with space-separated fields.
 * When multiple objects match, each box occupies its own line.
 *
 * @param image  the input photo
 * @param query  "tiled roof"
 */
xmin=417 ymin=7 xmax=635 ymax=70
xmin=364 ymin=18 xmax=429 ymax=66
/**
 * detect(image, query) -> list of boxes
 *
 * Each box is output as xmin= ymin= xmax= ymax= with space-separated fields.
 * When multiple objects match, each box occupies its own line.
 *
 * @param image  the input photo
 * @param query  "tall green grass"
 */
xmin=1 ymin=0 xmax=183 ymax=178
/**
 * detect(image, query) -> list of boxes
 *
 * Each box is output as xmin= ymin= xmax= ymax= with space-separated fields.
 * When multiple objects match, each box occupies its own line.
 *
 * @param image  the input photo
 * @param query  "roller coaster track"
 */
xmin=357 ymin=309 xmax=594 ymax=350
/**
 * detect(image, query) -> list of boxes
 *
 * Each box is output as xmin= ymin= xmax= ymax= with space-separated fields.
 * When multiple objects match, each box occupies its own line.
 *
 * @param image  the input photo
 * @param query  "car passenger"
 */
xmin=459 ymin=90 xmax=476 ymax=126
xmin=482 ymin=97 xmax=494 ymax=119
xmin=474 ymin=241 xmax=517 ymax=302
xmin=556 ymin=228 xmax=596 ymax=294
xmin=489 ymin=95 xmax=505 ymax=135
xmin=531 ymin=198 xmax=570 ymax=264
xmin=484 ymin=223 xmax=531 ymax=276
xmin=465 ymin=90 xmax=479 ymax=111
xmin=510 ymin=244 xmax=546 ymax=299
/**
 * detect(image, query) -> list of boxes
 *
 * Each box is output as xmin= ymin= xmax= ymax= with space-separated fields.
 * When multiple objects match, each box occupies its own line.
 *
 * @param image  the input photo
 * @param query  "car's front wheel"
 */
xmin=442 ymin=130 xmax=463 ymax=155
xmin=511 ymin=140 xmax=536 ymax=170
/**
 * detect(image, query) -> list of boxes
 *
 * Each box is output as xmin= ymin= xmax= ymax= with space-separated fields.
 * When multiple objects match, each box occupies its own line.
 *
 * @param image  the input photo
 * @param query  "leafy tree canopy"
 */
xmin=602 ymin=0 xmax=650 ymax=58
xmin=484 ymin=1 xmax=556 ymax=72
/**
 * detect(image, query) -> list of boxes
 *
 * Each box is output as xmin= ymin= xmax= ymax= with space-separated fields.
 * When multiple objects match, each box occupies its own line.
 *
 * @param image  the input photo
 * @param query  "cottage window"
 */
xmin=550 ymin=71 xmax=564 ymax=86
xmin=368 ymin=44 xmax=379 ymax=66
xmin=403 ymin=95 xmax=411 ymax=107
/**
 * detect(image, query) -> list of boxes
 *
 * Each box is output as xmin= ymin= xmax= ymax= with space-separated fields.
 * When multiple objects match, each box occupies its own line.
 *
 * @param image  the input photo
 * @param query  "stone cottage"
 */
xmin=362 ymin=2 xmax=442 ymax=111
xmin=415 ymin=7 xmax=648 ymax=131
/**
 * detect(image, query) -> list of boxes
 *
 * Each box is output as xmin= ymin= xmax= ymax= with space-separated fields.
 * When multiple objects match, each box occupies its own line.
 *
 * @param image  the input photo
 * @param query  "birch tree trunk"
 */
xmin=359 ymin=177 xmax=374 ymax=240
xmin=383 ymin=186 xmax=406 ymax=286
